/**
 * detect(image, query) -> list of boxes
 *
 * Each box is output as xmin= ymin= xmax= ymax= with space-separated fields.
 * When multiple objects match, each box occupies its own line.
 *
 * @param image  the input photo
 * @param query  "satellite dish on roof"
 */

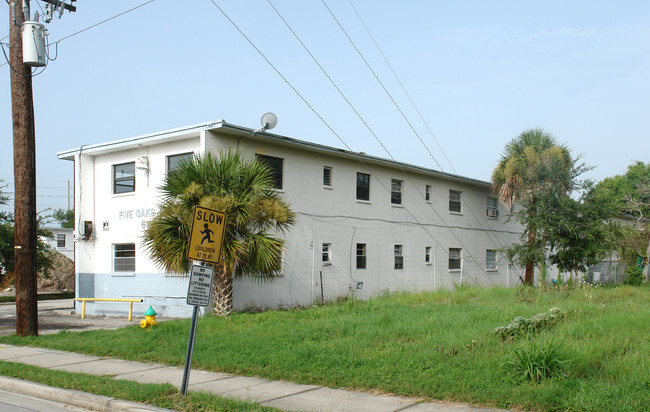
xmin=253 ymin=112 xmax=278 ymax=134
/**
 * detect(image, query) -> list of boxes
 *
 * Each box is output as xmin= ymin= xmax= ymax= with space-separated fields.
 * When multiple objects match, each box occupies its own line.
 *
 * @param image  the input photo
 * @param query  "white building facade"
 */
xmin=58 ymin=121 xmax=524 ymax=318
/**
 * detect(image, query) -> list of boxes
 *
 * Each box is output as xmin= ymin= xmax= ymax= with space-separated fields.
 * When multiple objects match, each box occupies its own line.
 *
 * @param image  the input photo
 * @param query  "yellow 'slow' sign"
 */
xmin=187 ymin=206 xmax=226 ymax=265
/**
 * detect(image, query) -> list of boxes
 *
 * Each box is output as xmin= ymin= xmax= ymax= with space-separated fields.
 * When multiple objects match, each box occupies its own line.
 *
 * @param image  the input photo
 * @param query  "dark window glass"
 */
xmin=391 ymin=179 xmax=403 ymax=204
xmin=425 ymin=246 xmax=431 ymax=263
xmin=256 ymin=154 xmax=283 ymax=189
xmin=167 ymin=152 xmax=193 ymax=174
xmin=356 ymin=243 xmax=366 ymax=269
xmin=449 ymin=190 xmax=461 ymax=213
xmin=113 ymin=162 xmax=135 ymax=194
xmin=323 ymin=166 xmax=332 ymax=186
xmin=56 ymin=233 xmax=65 ymax=248
xmin=486 ymin=250 xmax=497 ymax=270
xmin=114 ymin=243 xmax=135 ymax=272
xmin=449 ymin=248 xmax=461 ymax=270
xmin=425 ymin=185 xmax=431 ymax=201
xmin=394 ymin=245 xmax=403 ymax=269
xmin=356 ymin=172 xmax=370 ymax=201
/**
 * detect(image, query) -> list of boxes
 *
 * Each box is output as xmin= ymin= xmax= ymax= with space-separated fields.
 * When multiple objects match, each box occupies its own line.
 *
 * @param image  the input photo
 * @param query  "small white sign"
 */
xmin=186 ymin=265 xmax=214 ymax=307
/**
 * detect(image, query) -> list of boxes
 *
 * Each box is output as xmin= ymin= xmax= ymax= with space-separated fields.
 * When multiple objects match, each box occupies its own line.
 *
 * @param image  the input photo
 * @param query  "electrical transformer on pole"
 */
xmin=8 ymin=0 xmax=76 ymax=336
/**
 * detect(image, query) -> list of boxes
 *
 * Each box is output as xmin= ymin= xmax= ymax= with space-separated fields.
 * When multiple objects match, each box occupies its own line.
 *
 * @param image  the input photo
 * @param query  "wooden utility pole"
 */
xmin=10 ymin=0 xmax=38 ymax=336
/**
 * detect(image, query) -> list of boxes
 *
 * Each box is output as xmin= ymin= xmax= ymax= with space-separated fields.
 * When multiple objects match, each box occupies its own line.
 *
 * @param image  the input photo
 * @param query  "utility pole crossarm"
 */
xmin=39 ymin=0 xmax=76 ymax=12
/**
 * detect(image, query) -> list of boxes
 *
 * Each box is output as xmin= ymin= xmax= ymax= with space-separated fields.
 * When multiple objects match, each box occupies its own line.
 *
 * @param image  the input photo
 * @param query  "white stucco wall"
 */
xmin=61 ymin=122 xmax=525 ymax=318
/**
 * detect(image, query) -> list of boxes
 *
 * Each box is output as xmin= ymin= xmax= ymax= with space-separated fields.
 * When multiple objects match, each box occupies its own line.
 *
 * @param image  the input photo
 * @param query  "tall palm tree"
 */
xmin=142 ymin=150 xmax=295 ymax=315
xmin=491 ymin=129 xmax=573 ymax=285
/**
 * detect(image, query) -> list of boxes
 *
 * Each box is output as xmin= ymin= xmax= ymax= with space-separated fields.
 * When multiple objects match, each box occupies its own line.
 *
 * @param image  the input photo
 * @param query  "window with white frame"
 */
xmin=449 ymin=248 xmax=461 ymax=270
xmin=322 ymin=243 xmax=332 ymax=264
xmin=425 ymin=246 xmax=431 ymax=264
xmin=356 ymin=172 xmax=370 ymax=201
xmin=391 ymin=179 xmax=403 ymax=204
xmin=113 ymin=162 xmax=135 ymax=194
xmin=167 ymin=152 xmax=193 ymax=174
xmin=56 ymin=233 xmax=65 ymax=248
xmin=114 ymin=243 xmax=135 ymax=272
xmin=425 ymin=185 xmax=432 ymax=201
xmin=449 ymin=190 xmax=461 ymax=213
xmin=356 ymin=243 xmax=366 ymax=269
xmin=394 ymin=245 xmax=403 ymax=269
xmin=323 ymin=166 xmax=332 ymax=187
xmin=486 ymin=249 xmax=497 ymax=270
xmin=256 ymin=154 xmax=283 ymax=189
xmin=487 ymin=197 xmax=499 ymax=218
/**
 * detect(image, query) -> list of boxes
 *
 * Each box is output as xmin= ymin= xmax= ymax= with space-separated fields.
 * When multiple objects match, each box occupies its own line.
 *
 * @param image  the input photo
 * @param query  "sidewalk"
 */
xmin=0 ymin=343 xmax=505 ymax=412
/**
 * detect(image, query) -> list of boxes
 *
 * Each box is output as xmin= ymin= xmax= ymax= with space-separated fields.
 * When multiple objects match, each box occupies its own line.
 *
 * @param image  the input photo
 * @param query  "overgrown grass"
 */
xmin=0 ymin=360 xmax=279 ymax=411
xmin=2 ymin=285 xmax=650 ymax=411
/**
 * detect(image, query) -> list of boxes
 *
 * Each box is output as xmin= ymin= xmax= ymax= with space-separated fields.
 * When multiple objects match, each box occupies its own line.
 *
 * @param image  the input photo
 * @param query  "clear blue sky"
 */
xmin=1 ymin=0 xmax=649 ymax=213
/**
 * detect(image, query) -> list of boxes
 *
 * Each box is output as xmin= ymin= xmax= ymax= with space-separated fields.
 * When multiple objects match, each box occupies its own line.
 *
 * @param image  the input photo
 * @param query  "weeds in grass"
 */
xmin=493 ymin=307 xmax=566 ymax=340
xmin=504 ymin=337 xmax=569 ymax=382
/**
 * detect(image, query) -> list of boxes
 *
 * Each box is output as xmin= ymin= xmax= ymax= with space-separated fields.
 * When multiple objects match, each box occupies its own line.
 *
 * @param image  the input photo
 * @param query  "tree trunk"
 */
xmin=212 ymin=265 xmax=233 ymax=316
xmin=525 ymin=228 xmax=536 ymax=286
xmin=645 ymin=238 xmax=650 ymax=281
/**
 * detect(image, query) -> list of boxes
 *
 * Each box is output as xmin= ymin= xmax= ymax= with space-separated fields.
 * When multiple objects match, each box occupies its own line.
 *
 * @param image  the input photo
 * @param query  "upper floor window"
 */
xmin=322 ymin=243 xmax=332 ymax=264
xmin=391 ymin=179 xmax=403 ymax=205
xmin=113 ymin=162 xmax=135 ymax=194
xmin=323 ymin=166 xmax=332 ymax=187
xmin=256 ymin=154 xmax=283 ymax=189
xmin=487 ymin=197 xmax=499 ymax=218
xmin=394 ymin=245 xmax=403 ymax=269
xmin=449 ymin=190 xmax=461 ymax=213
xmin=114 ymin=243 xmax=136 ymax=272
xmin=356 ymin=243 xmax=366 ymax=269
xmin=356 ymin=172 xmax=370 ymax=201
xmin=449 ymin=248 xmax=461 ymax=270
xmin=167 ymin=152 xmax=193 ymax=174
xmin=425 ymin=185 xmax=432 ymax=202
xmin=56 ymin=233 xmax=65 ymax=248
xmin=425 ymin=246 xmax=431 ymax=264
xmin=486 ymin=249 xmax=497 ymax=270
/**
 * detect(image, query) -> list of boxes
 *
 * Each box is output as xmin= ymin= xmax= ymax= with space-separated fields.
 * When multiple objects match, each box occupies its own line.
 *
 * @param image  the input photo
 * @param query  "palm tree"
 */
xmin=491 ymin=129 xmax=573 ymax=286
xmin=142 ymin=150 xmax=295 ymax=315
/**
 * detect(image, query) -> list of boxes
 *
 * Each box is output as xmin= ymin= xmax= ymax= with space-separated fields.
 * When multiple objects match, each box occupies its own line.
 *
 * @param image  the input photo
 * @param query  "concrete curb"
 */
xmin=0 ymin=375 xmax=174 ymax=412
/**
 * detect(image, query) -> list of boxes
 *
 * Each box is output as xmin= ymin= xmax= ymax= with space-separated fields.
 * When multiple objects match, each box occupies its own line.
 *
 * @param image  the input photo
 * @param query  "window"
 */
xmin=56 ymin=233 xmax=65 ymax=248
xmin=449 ymin=190 xmax=461 ymax=213
xmin=486 ymin=250 xmax=497 ymax=270
xmin=449 ymin=248 xmax=461 ymax=270
xmin=167 ymin=152 xmax=193 ymax=174
xmin=425 ymin=246 xmax=431 ymax=264
xmin=391 ymin=179 xmax=403 ymax=204
xmin=356 ymin=172 xmax=370 ymax=201
xmin=487 ymin=197 xmax=499 ymax=218
xmin=322 ymin=243 xmax=331 ymax=264
xmin=356 ymin=243 xmax=366 ymax=269
xmin=256 ymin=154 xmax=283 ymax=189
xmin=323 ymin=166 xmax=332 ymax=187
xmin=113 ymin=162 xmax=135 ymax=194
xmin=425 ymin=185 xmax=432 ymax=201
xmin=394 ymin=245 xmax=403 ymax=269
xmin=114 ymin=243 xmax=135 ymax=272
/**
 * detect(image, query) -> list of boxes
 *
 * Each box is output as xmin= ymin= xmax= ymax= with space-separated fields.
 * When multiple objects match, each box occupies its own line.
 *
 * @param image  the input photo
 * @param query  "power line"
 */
xmin=208 ymin=0 xmax=504 ymax=286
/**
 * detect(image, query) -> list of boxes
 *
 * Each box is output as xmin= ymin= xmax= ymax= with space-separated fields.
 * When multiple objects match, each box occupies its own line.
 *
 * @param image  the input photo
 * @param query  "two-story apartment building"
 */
xmin=57 ymin=120 xmax=524 ymax=318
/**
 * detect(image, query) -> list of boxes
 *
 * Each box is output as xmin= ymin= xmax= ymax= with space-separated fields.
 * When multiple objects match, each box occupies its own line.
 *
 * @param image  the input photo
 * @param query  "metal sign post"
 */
xmin=180 ymin=264 xmax=214 ymax=395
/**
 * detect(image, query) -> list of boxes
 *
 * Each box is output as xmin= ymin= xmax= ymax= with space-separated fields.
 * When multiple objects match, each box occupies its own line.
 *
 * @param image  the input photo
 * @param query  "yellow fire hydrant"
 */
xmin=140 ymin=306 xmax=158 ymax=330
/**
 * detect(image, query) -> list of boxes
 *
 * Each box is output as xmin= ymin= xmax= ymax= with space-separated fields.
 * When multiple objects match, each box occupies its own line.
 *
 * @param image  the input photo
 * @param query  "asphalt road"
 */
xmin=0 ymin=299 xmax=140 ymax=336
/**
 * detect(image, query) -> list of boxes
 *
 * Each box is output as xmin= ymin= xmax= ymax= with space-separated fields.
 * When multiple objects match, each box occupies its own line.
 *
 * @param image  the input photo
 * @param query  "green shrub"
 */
xmin=623 ymin=265 xmax=644 ymax=286
xmin=504 ymin=338 xmax=568 ymax=382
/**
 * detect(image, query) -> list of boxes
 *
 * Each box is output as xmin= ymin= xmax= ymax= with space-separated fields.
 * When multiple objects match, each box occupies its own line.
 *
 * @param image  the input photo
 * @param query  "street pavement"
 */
xmin=0 ymin=388 xmax=92 ymax=412
xmin=0 ymin=299 xmax=139 ymax=336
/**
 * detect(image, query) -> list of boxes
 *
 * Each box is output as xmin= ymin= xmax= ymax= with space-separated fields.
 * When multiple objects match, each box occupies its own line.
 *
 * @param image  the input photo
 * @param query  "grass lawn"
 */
xmin=2 ymin=285 xmax=649 ymax=411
